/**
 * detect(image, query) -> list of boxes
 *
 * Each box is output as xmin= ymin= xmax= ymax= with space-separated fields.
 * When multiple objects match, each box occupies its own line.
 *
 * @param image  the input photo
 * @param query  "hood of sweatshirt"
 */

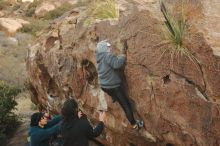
xmin=96 ymin=40 xmax=111 ymax=53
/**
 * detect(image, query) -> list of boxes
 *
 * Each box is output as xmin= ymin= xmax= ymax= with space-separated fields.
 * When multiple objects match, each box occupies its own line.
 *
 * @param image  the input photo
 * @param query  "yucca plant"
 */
xmin=160 ymin=1 xmax=199 ymax=68
xmin=161 ymin=2 xmax=187 ymax=54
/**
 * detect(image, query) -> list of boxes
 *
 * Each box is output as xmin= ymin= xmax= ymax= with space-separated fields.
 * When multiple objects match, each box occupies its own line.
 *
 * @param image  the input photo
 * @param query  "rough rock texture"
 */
xmin=0 ymin=18 xmax=29 ymax=36
xmin=199 ymin=0 xmax=220 ymax=57
xmin=34 ymin=2 xmax=57 ymax=18
xmin=27 ymin=0 xmax=220 ymax=146
xmin=7 ymin=0 xmax=18 ymax=5
xmin=0 ymin=11 xmax=5 ymax=17
xmin=34 ymin=0 xmax=77 ymax=18
xmin=22 ymin=0 xmax=34 ymax=2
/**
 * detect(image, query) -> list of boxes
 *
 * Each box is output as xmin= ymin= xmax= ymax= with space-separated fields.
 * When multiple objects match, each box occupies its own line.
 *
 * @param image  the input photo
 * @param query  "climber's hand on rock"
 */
xmin=99 ymin=111 xmax=106 ymax=122
xmin=123 ymin=40 xmax=128 ymax=51
xmin=78 ymin=110 xmax=83 ymax=118
xmin=117 ymin=39 xmax=127 ymax=54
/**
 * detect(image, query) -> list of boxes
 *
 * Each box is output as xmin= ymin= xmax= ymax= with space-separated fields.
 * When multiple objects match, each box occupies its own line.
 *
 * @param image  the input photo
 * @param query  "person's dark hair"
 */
xmin=30 ymin=112 xmax=44 ymax=127
xmin=61 ymin=99 xmax=78 ymax=121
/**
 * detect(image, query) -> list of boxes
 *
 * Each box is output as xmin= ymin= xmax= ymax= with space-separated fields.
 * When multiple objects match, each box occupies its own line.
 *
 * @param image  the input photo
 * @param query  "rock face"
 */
xmin=0 ymin=18 xmax=29 ymax=36
xmin=6 ymin=0 xmax=34 ymax=4
xmin=27 ymin=0 xmax=220 ymax=146
xmin=22 ymin=0 xmax=34 ymax=2
xmin=199 ymin=0 xmax=220 ymax=57
xmin=0 ymin=11 xmax=5 ymax=17
xmin=34 ymin=0 xmax=76 ymax=18
xmin=7 ymin=0 xmax=18 ymax=5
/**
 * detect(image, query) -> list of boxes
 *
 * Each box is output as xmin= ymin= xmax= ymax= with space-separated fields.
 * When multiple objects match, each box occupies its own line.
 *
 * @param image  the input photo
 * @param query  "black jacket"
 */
xmin=61 ymin=117 xmax=104 ymax=146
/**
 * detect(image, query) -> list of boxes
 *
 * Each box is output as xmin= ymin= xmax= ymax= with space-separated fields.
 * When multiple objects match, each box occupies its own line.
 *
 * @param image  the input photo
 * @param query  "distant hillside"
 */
xmin=0 ymin=0 xmax=78 ymax=86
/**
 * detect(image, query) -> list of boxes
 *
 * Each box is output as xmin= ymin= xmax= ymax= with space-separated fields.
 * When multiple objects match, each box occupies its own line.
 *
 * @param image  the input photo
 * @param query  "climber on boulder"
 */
xmin=96 ymin=39 xmax=144 ymax=130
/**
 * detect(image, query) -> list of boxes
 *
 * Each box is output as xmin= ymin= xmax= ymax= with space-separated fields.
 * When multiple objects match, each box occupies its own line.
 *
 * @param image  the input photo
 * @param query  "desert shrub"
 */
xmin=84 ymin=0 xmax=118 ymax=25
xmin=43 ymin=3 xmax=74 ymax=20
xmin=20 ymin=19 xmax=48 ymax=36
xmin=25 ymin=0 xmax=43 ymax=17
xmin=92 ymin=0 xmax=118 ymax=19
xmin=12 ymin=3 xmax=20 ymax=11
xmin=0 ymin=80 xmax=21 ymax=145
xmin=25 ymin=7 xmax=36 ymax=17
xmin=30 ymin=103 xmax=38 ymax=110
xmin=0 ymin=0 xmax=10 ymax=10
xmin=74 ymin=0 xmax=91 ymax=7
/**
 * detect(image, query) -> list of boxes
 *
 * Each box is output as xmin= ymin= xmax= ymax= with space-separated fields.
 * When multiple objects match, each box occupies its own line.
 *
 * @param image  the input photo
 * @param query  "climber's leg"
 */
xmin=101 ymin=88 xmax=118 ymax=102
xmin=113 ymin=86 xmax=136 ymax=125
xmin=102 ymin=86 xmax=144 ymax=129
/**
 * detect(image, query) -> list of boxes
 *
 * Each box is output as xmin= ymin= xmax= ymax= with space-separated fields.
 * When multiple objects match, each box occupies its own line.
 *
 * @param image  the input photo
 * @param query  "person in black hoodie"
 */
xmin=61 ymin=98 xmax=105 ymax=146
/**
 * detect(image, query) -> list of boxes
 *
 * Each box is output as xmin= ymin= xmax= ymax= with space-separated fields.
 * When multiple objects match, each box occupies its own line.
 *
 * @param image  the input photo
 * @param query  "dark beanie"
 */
xmin=30 ymin=112 xmax=44 ymax=127
xmin=61 ymin=99 xmax=78 ymax=121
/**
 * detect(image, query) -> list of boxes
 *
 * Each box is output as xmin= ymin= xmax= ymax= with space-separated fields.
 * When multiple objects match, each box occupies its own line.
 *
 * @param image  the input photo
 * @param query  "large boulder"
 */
xmin=0 ymin=18 xmax=29 ymax=36
xmin=0 ymin=11 xmax=5 ymax=17
xmin=34 ymin=0 xmax=76 ymax=18
xmin=7 ymin=0 xmax=18 ymax=5
xmin=22 ymin=0 xmax=34 ymax=2
xmin=0 ymin=36 xmax=18 ymax=47
xmin=199 ymin=0 xmax=220 ymax=57
xmin=34 ymin=2 xmax=57 ymax=18
xmin=27 ymin=0 xmax=220 ymax=145
xmin=35 ymin=0 xmax=79 ymax=17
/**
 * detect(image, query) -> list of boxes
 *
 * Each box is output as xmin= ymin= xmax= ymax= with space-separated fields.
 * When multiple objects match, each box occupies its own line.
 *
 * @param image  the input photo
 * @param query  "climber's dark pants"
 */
xmin=101 ymin=86 xmax=136 ymax=125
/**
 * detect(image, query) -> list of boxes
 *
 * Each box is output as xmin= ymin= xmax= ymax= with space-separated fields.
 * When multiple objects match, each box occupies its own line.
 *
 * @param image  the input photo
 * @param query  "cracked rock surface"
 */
xmin=27 ymin=1 xmax=220 ymax=145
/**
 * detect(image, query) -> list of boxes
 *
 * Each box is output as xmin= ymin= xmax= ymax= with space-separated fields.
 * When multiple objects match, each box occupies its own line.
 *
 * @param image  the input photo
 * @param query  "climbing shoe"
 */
xmin=133 ymin=120 xmax=144 ymax=130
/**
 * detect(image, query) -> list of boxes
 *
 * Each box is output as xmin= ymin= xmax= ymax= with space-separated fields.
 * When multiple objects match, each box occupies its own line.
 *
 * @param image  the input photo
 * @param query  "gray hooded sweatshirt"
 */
xmin=96 ymin=40 xmax=126 ymax=89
